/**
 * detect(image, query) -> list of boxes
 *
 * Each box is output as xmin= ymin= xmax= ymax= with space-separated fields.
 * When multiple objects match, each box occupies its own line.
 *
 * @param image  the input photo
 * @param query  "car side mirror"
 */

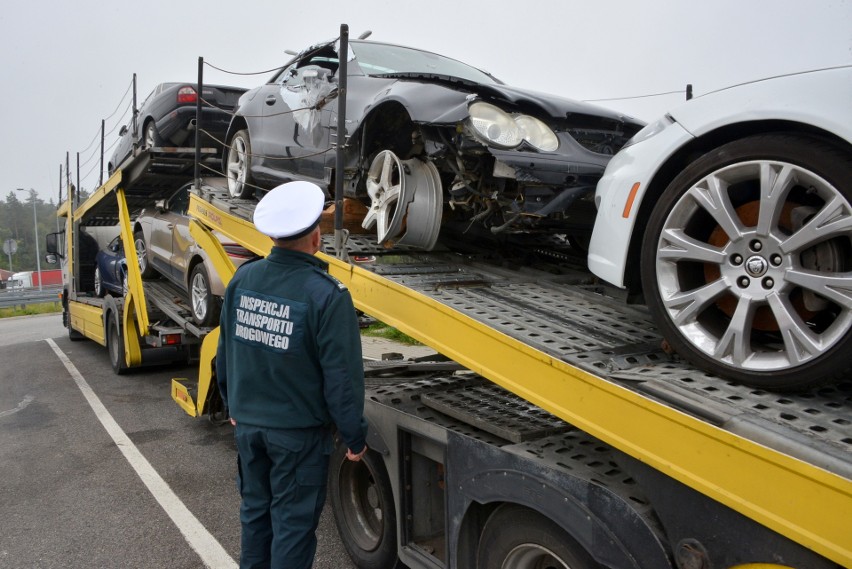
xmin=119 ymin=125 xmax=128 ymax=137
xmin=155 ymin=199 xmax=167 ymax=212
xmin=45 ymin=253 xmax=58 ymax=265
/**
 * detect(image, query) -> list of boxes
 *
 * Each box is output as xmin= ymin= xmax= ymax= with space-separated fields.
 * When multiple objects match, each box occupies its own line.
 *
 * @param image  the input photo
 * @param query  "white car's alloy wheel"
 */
xmin=642 ymin=134 xmax=852 ymax=390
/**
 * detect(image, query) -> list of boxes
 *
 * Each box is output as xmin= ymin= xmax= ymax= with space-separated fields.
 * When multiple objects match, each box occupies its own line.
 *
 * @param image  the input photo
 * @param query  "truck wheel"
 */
xmin=189 ymin=264 xmax=220 ymax=327
xmin=328 ymin=442 xmax=400 ymax=569
xmin=107 ymin=315 xmax=128 ymax=375
xmin=226 ymin=130 xmax=254 ymax=199
xmin=641 ymin=134 xmax=852 ymax=390
xmin=134 ymin=231 xmax=157 ymax=278
xmin=476 ymin=504 xmax=596 ymax=569
xmin=68 ymin=319 xmax=85 ymax=341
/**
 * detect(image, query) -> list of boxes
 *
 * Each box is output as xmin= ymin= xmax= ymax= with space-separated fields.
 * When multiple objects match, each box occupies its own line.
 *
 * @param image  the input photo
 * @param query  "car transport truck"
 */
xmin=52 ymin=32 xmax=850 ymax=567
xmin=53 ymin=129 xmax=850 ymax=569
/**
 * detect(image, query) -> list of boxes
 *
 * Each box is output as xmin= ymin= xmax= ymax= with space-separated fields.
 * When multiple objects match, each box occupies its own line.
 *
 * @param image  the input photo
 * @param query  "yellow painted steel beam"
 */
xmin=71 ymin=169 xmax=121 ymax=222
xmin=325 ymin=257 xmax=852 ymax=567
xmin=68 ymin=302 xmax=106 ymax=346
xmin=195 ymin=327 xmax=220 ymax=416
xmin=171 ymin=329 xmax=221 ymax=417
xmin=188 ymin=220 xmax=236 ymax=286
xmin=121 ymin=295 xmax=143 ymax=368
xmin=56 ymin=199 xmax=70 ymax=219
xmin=115 ymin=186 xmax=149 ymax=338
xmin=188 ymin=193 xmax=271 ymax=257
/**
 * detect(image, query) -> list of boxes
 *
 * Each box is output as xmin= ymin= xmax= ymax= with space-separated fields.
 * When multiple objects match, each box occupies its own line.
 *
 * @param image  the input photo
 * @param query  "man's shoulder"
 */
xmin=309 ymin=266 xmax=348 ymax=294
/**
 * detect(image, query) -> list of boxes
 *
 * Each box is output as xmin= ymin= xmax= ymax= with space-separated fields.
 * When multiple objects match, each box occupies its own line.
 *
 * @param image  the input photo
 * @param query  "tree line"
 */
xmin=0 ymin=189 xmax=90 ymax=274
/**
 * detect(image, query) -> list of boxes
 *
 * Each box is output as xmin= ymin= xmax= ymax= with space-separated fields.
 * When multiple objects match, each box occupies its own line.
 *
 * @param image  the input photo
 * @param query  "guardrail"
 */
xmin=0 ymin=286 xmax=63 ymax=309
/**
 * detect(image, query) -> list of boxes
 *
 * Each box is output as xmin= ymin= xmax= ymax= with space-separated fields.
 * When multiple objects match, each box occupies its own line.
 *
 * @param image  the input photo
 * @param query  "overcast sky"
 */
xmin=2 ymin=0 xmax=850 ymax=203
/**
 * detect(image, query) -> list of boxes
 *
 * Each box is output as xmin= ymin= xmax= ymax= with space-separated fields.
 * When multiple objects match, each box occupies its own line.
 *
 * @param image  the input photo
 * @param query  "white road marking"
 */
xmin=46 ymin=338 xmax=238 ymax=569
xmin=0 ymin=394 xmax=34 ymax=418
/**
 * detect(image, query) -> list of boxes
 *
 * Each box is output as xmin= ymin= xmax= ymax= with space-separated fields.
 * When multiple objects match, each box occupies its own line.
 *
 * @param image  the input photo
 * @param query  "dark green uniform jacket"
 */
xmin=216 ymin=247 xmax=367 ymax=454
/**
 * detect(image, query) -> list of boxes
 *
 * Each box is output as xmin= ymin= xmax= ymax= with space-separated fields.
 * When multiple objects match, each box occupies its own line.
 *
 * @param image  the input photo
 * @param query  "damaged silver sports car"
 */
xmin=224 ymin=37 xmax=644 ymax=249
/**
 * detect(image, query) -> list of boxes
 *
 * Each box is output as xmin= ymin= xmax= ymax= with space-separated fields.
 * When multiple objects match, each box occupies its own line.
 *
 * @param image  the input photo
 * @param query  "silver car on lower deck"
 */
xmin=133 ymin=181 xmax=254 ymax=326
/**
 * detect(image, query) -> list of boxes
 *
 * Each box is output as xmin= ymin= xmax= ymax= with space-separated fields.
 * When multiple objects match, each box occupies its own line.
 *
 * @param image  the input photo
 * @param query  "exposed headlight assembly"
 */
xmin=469 ymin=101 xmax=559 ymax=152
xmin=515 ymin=115 xmax=559 ymax=152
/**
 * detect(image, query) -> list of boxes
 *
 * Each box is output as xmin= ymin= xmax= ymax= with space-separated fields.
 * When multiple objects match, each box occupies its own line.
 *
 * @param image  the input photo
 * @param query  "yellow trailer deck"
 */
xmin=182 ymin=182 xmax=851 ymax=567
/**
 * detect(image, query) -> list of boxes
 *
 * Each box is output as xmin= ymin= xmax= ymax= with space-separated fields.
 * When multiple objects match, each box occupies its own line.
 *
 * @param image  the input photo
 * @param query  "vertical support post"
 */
xmin=131 ymin=73 xmax=138 ymax=144
xmin=195 ymin=57 xmax=203 ymax=187
xmin=100 ymin=119 xmax=105 ymax=187
xmin=66 ymin=153 xmax=73 ymax=206
xmin=57 ymin=164 xmax=62 ymax=232
xmin=31 ymin=190 xmax=42 ymax=292
xmin=333 ymin=23 xmax=349 ymax=260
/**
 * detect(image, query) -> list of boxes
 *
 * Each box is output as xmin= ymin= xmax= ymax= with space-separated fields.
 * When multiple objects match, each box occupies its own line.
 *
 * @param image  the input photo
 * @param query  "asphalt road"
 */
xmin=0 ymin=314 xmax=358 ymax=569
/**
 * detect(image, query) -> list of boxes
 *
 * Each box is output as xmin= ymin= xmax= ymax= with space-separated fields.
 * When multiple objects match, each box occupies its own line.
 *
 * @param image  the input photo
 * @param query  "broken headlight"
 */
xmin=515 ymin=115 xmax=559 ymax=151
xmin=468 ymin=102 xmax=558 ymax=152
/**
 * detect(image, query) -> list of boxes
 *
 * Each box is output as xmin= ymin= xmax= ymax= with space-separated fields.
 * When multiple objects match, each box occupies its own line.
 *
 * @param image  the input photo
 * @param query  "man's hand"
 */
xmin=230 ymin=417 xmax=237 ymax=426
xmin=345 ymin=445 xmax=368 ymax=462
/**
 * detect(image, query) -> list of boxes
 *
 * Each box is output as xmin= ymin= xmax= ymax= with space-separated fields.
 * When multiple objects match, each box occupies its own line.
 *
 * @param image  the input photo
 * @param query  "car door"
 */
xmin=147 ymin=188 xmax=186 ymax=286
xmin=256 ymin=63 xmax=335 ymax=184
xmin=105 ymin=236 xmax=125 ymax=287
xmin=166 ymin=186 xmax=193 ymax=290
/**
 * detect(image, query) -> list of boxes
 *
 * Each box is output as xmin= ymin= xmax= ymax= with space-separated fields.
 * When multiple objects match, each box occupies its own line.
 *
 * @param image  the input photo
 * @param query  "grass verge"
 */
xmin=361 ymin=322 xmax=421 ymax=345
xmin=0 ymin=302 xmax=63 ymax=319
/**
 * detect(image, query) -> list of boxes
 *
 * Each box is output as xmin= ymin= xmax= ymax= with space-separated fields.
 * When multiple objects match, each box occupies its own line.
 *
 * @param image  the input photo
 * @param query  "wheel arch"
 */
xmin=100 ymin=295 xmax=120 ymax=331
xmin=222 ymin=116 xmax=250 ymax=173
xmin=623 ymin=119 xmax=852 ymax=293
xmin=140 ymin=116 xmax=156 ymax=141
xmin=225 ymin=115 xmax=249 ymax=143
xmin=185 ymin=254 xmax=206 ymax=291
xmin=452 ymin=468 xmax=671 ymax=569
xmin=355 ymin=101 xmax=417 ymax=160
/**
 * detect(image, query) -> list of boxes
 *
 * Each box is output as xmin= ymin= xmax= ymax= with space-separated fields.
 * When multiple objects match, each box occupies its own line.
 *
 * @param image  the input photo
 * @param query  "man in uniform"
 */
xmin=216 ymin=180 xmax=368 ymax=569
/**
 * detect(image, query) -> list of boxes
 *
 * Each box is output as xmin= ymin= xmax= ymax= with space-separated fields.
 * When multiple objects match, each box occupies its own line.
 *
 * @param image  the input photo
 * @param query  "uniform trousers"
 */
xmin=235 ymin=423 xmax=331 ymax=569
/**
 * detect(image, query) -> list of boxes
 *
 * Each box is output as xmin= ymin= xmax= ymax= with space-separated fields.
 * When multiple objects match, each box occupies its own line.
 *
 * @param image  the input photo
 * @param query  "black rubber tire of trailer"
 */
xmin=328 ymin=440 xmax=401 ymax=569
xmin=476 ymin=504 xmax=597 ymax=569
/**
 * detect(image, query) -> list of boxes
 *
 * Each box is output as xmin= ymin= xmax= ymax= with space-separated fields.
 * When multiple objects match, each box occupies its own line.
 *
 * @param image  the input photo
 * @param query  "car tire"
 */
xmin=328 ymin=441 xmax=401 ymax=569
xmin=94 ymin=267 xmax=105 ymax=297
xmin=641 ymin=133 xmax=852 ymax=390
xmin=144 ymin=120 xmax=163 ymax=149
xmin=226 ymin=129 xmax=254 ymax=199
xmin=189 ymin=263 xmax=220 ymax=327
xmin=134 ymin=231 xmax=157 ymax=278
xmin=476 ymin=504 xmax=597 ymax=569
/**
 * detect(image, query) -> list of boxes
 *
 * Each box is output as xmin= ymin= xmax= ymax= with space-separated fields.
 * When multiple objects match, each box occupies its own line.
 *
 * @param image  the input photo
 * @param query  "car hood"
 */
xmin=667 ymin=65 xmax=852 ymax=142
xmin=367 ymin=73 xmax=643 ymax=130
xmin=472 ymin=81 xmax=638 ymax=123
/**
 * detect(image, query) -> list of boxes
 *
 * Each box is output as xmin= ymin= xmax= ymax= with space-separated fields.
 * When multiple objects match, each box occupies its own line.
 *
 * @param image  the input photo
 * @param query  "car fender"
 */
xmin=588 ymin=121 xmax=694 ymax=288
xmin=186 ymin=248 xmax=226 ymax=298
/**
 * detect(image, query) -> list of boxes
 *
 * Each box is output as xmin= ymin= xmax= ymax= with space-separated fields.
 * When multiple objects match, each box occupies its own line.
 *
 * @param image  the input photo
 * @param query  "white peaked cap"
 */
xmin=253 ymin=181 xmax=325 ymax=239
